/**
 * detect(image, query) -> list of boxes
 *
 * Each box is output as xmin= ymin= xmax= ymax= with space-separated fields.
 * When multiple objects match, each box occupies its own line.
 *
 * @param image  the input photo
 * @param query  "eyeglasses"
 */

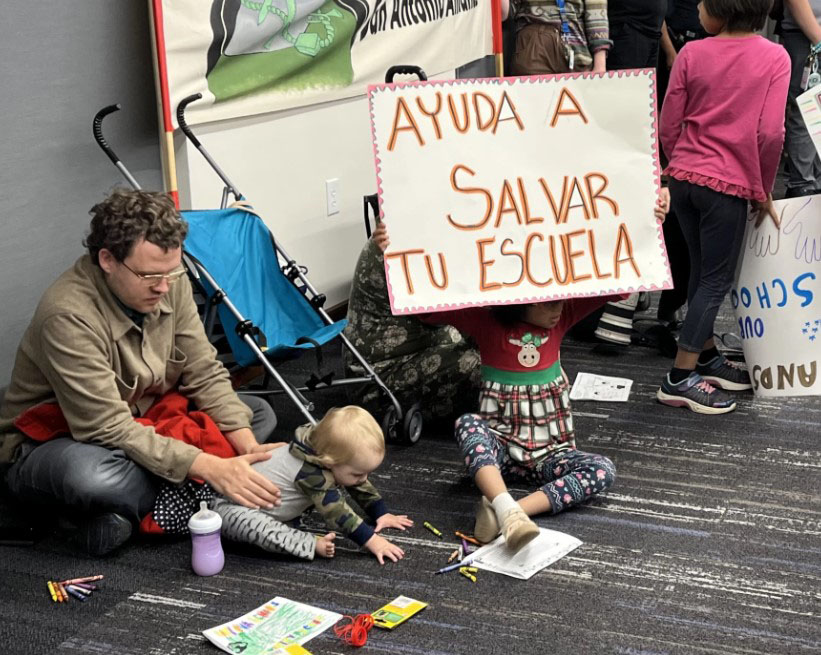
xmin=120 ymin=261 xmax=187 ymax=286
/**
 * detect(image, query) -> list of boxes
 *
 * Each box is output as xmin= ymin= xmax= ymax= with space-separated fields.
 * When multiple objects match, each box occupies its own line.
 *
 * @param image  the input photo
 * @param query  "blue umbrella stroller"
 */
xmin=93 ymin=103 xmax=423 ymax=444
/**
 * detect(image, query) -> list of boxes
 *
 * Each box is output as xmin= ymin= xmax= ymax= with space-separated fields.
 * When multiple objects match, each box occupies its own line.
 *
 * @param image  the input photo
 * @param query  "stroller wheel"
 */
xmin=402 ymin=403 xmax=423 ymax=445
xmin=381 ymin=406 xmax=400 ymax=443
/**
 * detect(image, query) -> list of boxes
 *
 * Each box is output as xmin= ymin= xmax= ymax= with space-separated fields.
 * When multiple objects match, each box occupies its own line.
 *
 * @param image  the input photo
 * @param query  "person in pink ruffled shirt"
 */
xmin=656 ymin=0 xmax=791 ymax=414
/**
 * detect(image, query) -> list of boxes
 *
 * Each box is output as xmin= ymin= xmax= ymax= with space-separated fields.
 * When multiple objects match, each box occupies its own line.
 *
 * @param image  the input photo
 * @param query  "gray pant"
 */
xmin=4 ymin=394 xmax=278 ymax=522
xmin=782 ymin=31 xmax=821 ymax=193
xmin=670 ymin=180 xmax=748 ymax=353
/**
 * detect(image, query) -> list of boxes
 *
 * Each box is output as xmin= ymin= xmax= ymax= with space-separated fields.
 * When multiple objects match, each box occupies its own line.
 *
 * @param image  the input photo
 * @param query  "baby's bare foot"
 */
xmin=315 ymin=532 xmax=337 ymax=558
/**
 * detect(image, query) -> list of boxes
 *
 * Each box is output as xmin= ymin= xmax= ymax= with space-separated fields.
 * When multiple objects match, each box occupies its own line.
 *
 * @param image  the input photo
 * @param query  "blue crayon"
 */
xmin=435 ymin=557 xmax=475 ymax=575
xmin=65 ymin=586 xmax=88 ymax=602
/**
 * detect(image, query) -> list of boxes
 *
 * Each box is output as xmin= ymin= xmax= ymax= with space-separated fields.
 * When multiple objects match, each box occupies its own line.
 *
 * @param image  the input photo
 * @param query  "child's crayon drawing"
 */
xmin=203 ymin=597 xmax=341 ymax=655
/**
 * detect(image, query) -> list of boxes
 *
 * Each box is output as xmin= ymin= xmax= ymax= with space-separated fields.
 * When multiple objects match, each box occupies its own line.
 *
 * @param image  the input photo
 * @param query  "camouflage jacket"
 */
xmin=290 ymin=425 xmax=388 ymax=546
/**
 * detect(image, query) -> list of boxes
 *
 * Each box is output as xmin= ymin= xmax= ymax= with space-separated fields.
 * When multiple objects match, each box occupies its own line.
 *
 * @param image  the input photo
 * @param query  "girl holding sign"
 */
xmin=372 ymin=198 xmax=667 ymax=551
xmin=656 ymin=0 xmax=791 ymax=414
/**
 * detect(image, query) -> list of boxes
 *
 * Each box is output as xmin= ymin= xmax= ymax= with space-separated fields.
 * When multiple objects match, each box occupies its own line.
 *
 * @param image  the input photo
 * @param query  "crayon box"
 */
xmin=372 ymin=596 xmax=428 ymax=630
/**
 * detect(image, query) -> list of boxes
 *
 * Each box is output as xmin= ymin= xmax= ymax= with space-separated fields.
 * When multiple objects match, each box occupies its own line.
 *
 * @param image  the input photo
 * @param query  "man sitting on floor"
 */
xmin=0 ymin=189 xmax=283 ymax=555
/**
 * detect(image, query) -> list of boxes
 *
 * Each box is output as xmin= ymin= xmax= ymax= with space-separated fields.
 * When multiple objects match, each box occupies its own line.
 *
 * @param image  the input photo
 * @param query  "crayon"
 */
xmin=55 ymin=582 xmax=67 ymax=602
xmin=65 ymin=586 xmax=88 ymax=602
xmin=60 ymin=575 xmax=104 ymax=586
xmin=47 ymin=581 xmax=58 ymax=602
xmin=423 ymin=521 xmax=443 ymax=538
xmin=67 ymin=585 xmax=92 ymax=596
xmin=454 ymin=531 xmax=482 ymax=546
xmin=447 ymin=549 xmax=459 ymax=563
xmin=435 ymin=557 xmax=475 ymax=575
xmin=459 ymin=568 xmax=477 ymax=583
xmin=72 ymin=583 xmax=97 ymax=591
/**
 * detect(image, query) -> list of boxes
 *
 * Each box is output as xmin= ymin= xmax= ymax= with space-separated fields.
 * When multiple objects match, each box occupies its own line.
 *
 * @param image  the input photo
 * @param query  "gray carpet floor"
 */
xmin=1 ymin=304 xmax=820 ymax=655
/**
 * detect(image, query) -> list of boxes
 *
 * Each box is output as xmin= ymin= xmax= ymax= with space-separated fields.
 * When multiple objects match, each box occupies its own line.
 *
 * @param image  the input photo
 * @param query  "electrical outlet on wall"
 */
xmin=326 ymin=178 xmax=340 ymax=216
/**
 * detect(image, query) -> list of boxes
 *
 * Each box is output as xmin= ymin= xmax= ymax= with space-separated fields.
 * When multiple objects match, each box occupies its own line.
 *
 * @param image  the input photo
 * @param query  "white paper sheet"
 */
xmin=570 ymin=372 xmax=633 ymax=402
xmin=469 ymin=528 xmax=583 ymax=580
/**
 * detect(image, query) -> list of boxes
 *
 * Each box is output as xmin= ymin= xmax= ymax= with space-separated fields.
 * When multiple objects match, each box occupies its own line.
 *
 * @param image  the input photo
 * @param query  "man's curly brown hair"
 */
xmin=84 ymin=189 xmax=188 ymax=265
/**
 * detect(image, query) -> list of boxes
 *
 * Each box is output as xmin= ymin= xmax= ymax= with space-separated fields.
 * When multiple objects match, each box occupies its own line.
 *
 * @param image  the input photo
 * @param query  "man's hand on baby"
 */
xmin=374 ymin=513 xmax=414 ymax=532
xmin=190 ymin=452 xmax=282 ymax=510
xmin=315 ymin=532 xmax=336 ymax=558
xmin=364 ymin=533 xmax=405 ymax=564
xmin=372 ymin=222 xmax=390 ymax=252
xmin=655 ymin=187 xmax=670 ymax=223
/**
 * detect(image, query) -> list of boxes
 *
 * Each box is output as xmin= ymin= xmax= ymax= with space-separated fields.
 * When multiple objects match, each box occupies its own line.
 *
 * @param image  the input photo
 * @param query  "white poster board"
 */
xmin=368 ymin=72 xmax=672 ymax=315
xmin=158 ymin=0 xmax=491 ymax=126
xmin=732 ymin=195 xmax=820 ymax=398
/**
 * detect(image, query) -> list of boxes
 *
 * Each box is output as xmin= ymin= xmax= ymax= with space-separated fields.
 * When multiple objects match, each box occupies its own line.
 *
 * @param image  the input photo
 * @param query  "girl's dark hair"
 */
xmin=84 ymin=189 xmax=188 ymax=265
xmin=490 ymin=303 xmax=531 ymax=327
xmin=702 ymin=0 xmax=773 ymax=32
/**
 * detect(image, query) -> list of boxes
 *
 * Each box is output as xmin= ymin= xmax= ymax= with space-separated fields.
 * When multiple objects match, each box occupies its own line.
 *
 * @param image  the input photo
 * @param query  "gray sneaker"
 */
xmin=657 ymin=372 xmax=737 ymax=414
xmin=696 ymin=355 xmax=752 ymax=391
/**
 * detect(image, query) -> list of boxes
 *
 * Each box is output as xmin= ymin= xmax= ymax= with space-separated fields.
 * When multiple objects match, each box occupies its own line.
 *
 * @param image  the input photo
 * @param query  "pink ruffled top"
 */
xmin=660 ymin=36 xmax=791 ymax=202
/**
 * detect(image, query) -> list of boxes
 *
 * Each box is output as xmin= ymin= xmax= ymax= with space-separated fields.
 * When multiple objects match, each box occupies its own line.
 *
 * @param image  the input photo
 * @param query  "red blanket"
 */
xmin=14 ymin=392 xmax=236 ymax=534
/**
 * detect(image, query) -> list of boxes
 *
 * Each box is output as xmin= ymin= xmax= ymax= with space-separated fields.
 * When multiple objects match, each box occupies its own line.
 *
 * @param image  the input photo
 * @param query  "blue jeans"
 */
xmin=670 ymin=179 xmax=748 ymax=353
xmin=4 ymin=395 xmax=278 ymax=521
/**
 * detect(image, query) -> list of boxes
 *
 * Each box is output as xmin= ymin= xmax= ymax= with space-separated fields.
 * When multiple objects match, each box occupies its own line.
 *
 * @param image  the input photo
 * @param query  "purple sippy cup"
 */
xmin=188 ymin=501 xmax=225 ymax=576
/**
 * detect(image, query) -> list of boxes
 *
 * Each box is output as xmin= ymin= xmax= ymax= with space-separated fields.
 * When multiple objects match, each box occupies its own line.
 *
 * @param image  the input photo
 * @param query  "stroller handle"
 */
xmin=93 ymin=104 xmax=123 ymax=165
xmin=176 ymin=92 xmax=242 ymax=203
xmin=92 ymin=103 xmax=142 ymax=190
xmin=176 ymin=93 xmax=203 ymax=148
xmin=385 ymin=65 xmax=427 ymax=83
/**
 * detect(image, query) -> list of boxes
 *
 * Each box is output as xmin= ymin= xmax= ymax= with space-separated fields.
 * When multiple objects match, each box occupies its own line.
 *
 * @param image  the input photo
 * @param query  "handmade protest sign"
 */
xmin=368 ymin=72 xmax=672 ymax=315
xmin=732 ymin=195 xmax=820 ymax=398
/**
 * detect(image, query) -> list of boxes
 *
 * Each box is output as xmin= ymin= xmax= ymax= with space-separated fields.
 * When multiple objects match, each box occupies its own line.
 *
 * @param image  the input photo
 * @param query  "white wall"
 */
xmin=176 ymin=58 xmax=495 ymax=309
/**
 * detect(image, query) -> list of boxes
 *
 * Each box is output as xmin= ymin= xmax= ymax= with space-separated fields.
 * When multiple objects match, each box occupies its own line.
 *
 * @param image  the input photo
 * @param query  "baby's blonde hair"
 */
xmin=307 ymin=406 xmax=385 ymax=468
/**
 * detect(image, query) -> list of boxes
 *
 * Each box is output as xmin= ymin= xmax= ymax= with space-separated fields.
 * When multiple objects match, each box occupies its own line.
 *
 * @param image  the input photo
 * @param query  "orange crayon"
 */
xmin=454 ymin=531 xmax=482 ymax=546
xmin=56 ymin=582 xmax=69 ymax=602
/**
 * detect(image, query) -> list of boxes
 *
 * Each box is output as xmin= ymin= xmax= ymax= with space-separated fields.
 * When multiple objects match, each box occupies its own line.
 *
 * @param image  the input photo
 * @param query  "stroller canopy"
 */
xmin=182 ymin=206 xmax=346 ymax=367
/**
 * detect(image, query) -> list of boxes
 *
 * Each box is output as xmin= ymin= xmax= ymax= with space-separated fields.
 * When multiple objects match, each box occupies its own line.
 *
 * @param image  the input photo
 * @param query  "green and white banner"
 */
xmin=158 ymin=0 xmax=492 ymax=126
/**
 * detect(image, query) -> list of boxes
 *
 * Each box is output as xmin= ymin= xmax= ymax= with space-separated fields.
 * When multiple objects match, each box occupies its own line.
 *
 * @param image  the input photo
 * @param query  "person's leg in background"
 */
xmin=658 ymin=207 xmax=691 ymax=325
xmin=238 ymin=393 xmax=279 ymax=443
xmin=781 ymin=30 xmax=821 ymax=197
xmin=657 ymin=181 xmax=749 ymax=414
xmin=607 ymin=23 xmax=660 ymax=70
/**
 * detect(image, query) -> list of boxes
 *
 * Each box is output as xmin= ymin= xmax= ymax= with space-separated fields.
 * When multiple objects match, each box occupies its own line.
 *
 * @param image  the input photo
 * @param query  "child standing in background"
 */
xmin=657 ymin=0 xmax=791 ymax=414
xmin=213 ymin=406 xmax=412 ymax=564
